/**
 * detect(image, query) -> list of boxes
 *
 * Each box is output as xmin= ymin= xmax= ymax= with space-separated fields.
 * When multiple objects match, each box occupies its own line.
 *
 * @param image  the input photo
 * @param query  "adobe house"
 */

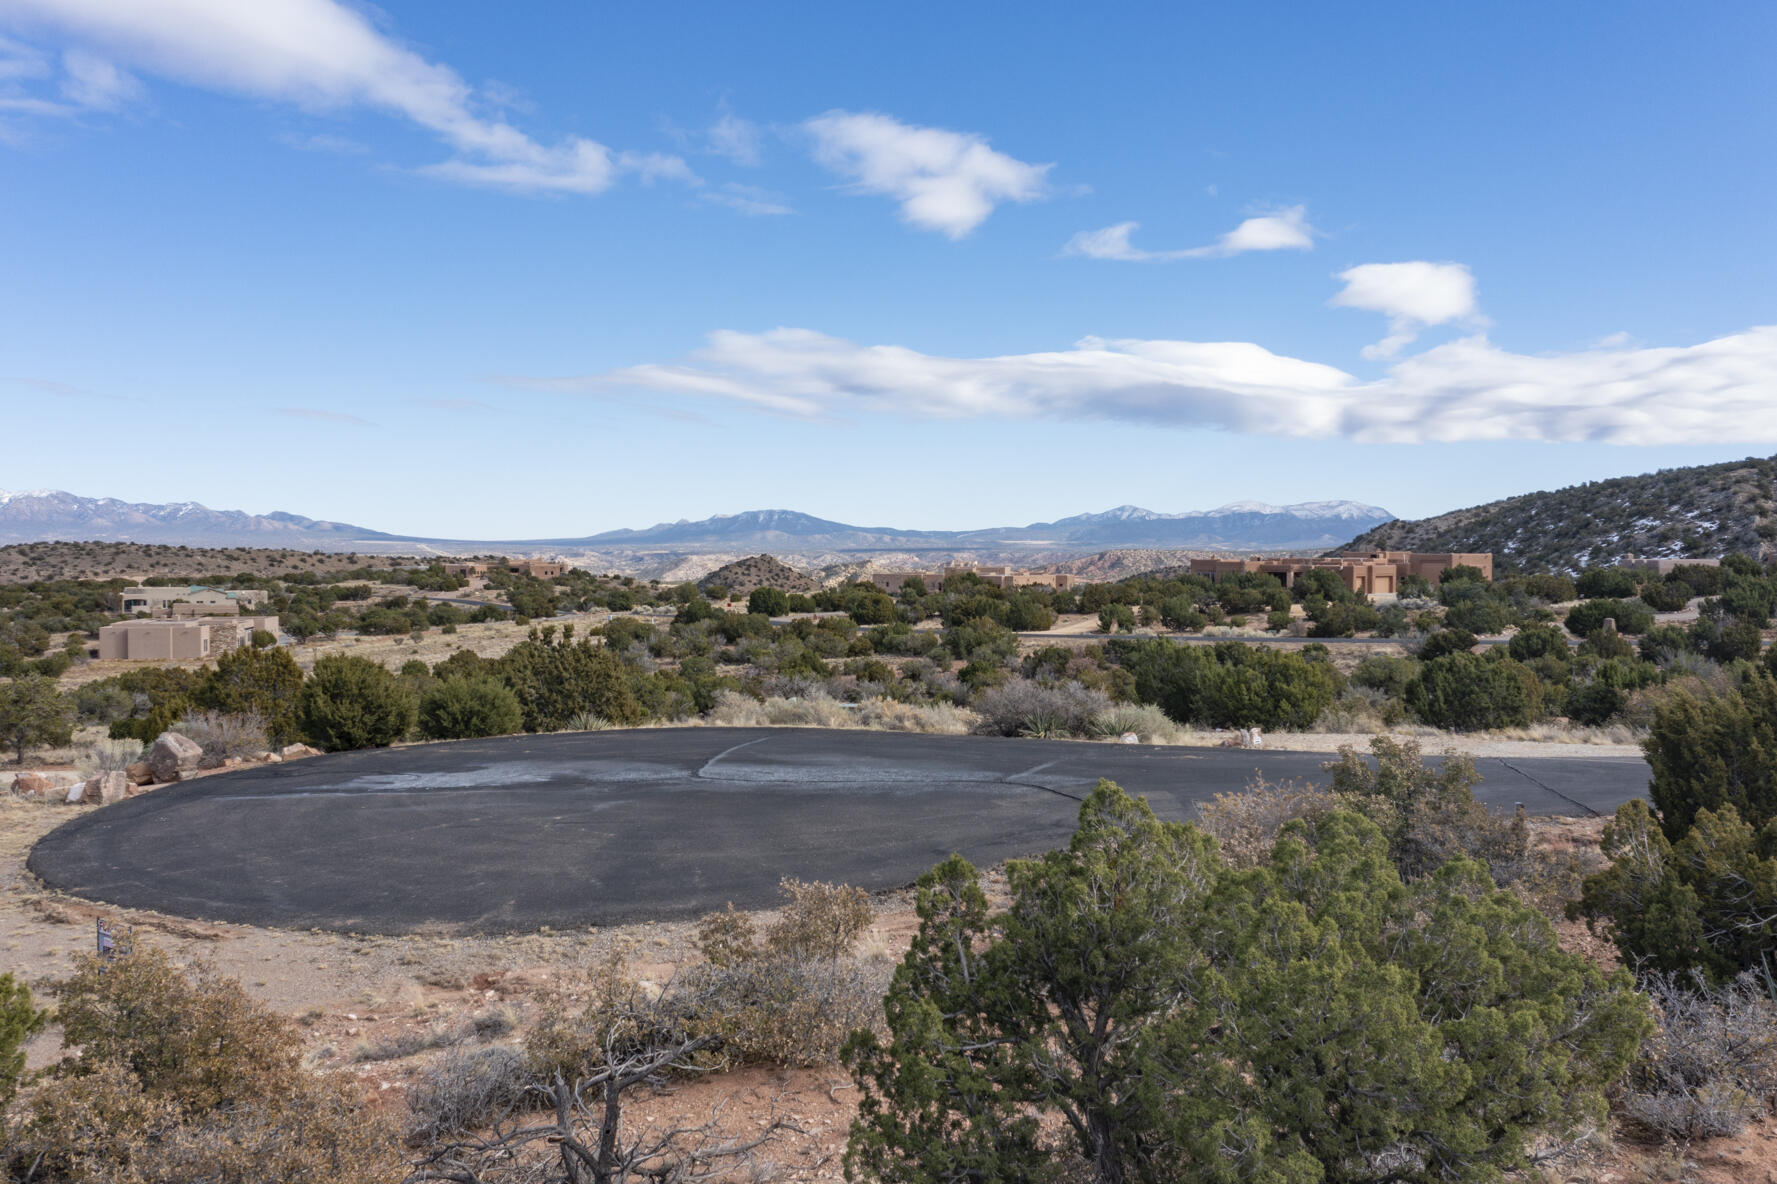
xmin=442 ymin=561 xmax=492 ymax=577
xmin=1343 ymin=551 xmax=1494 ymax=585
xmin=114 ymin=585 xmax=269 ymax=614
xmin=96 ymin=614 xmax=281 ymax=661
xmin=507 ymin=559 xmax=567 ymax=579
xmin=869 ymin=570 xmax=937 ymax=594
xmin=1189 ymin=551 xmax=1492 ymax=598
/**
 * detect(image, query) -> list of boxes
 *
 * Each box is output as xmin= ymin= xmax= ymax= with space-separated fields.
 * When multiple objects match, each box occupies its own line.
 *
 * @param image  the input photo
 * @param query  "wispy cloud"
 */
xmin=418 ymin=397 xmax=493 ymax=411
xmin=0 ymin=0 xmax=694 ymax=196
xmin=1330 ymin=261 xmax=1482 ymax=358
xmin=539 ymin=321 xmax=1777 ymax=447
xmin=280 ymin=130 xmax=368 ymax=155
xmin=700 ymin=182 xmax=794 ymax=217
xmin=59 ymin=49 xmax=140 ymax=110
xmin=4 ymin=375 xmax=122 ymax=399
xmin=706 ymin=101 xmax=761 ymax=167
xmin=0 ymin=94 xmax=74 ymax=117
xmin=0 ymin=34 xmax=49 ymax=82
xmin=1065 ymin=206 xmax=1316 ymax=261
xmin=803 ymin=110 xmax=1050 ymax=238
xmin=276 ymin=406 xmax=374 ymax=426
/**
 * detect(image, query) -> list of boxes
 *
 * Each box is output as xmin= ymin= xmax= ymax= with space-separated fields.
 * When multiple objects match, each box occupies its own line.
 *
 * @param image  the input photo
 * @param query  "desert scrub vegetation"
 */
xmin=706 ymin=688 xmax=975 ymax=733
xmin=171 ymin=709 xmax=269 ymax=767
xmin=26 ymin=551 xmax=1777 ymax=768
xmin=1619 ymin=970 xmax=1777 ymax=1141
xmin=1573 ymin=668 xmax=1777 ymax=981
xmin=1194 ymin=736 xmax=1595 ymax=913
xmin=1 ymin=938 xmax=401 ymax=1183
xmin=416 ymin=950 xmax=797 ymax=1183
xmin=411 ymin=879 xmax=882 ymax=1182
xmin=842 ymin=780 xmax=1651 ymax=1184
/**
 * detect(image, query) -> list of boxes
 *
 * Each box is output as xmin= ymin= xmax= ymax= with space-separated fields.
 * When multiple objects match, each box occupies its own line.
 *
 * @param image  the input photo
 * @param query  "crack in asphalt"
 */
xmin=1492 ymin=758 xmax=1603 ymax=817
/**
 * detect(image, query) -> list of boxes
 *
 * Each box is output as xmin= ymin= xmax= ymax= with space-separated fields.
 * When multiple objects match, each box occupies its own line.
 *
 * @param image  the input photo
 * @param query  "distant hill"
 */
xmin=695 ymin=554 xmax=817 ymax=596
xmin=1340 ymin=455 xmax=1777 ymax=573
xmin=0 ymin=490 xmax=1394 ymax=556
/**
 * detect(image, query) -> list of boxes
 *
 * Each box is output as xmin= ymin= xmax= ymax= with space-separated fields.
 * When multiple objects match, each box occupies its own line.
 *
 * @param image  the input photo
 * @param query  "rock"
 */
xmin=222 ymin=757 xmax=243 ymax=768
xmin=147 ymin=732 xmax=204 ymax=783
xmin=125 ymin=761 xmax=153 ymax=786
xmin=264 ymin=752 xmax=282 ymax=763
xmin=10 ymin=772 xmax=52 ymax=796
xmin=279 ymin=743 xmax=319 ymax=760
xmin=83 ymin=771 xmax=130 ymax=805
xmin=1119 ymin=732 xmax=1140 ymax=745
xmin=65 ymin=781 xmax=88 ymax=804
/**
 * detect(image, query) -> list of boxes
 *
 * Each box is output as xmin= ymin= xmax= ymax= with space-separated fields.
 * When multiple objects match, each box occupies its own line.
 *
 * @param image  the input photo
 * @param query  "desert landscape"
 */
xmin=6 ymin=3 xmax=1776 ymax=1180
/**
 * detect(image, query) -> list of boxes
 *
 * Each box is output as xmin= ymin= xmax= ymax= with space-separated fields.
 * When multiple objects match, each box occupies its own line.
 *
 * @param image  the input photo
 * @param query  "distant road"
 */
xmin=428 ymin=596 xmax=513 ymax=611
xmin=1016 ymin=631 xmax=1557 ymax=649
xmin=31 ymin=728 xmax=1646 ymax=935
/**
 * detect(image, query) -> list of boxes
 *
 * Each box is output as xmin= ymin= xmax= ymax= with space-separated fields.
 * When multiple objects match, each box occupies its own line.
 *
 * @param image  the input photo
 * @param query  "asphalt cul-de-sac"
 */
xmin=28 ymin=728 xmax=1648 ymax=934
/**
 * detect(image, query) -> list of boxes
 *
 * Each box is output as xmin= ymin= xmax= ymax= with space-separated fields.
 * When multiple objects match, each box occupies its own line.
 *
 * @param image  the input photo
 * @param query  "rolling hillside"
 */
xmin=1341 ymin=455 xmax=1777 ymax=573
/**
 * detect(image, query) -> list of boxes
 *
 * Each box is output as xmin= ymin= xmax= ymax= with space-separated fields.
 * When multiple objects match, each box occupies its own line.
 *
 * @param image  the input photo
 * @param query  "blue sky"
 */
xmin=2 ymin=1 xmax=1774 ymax=539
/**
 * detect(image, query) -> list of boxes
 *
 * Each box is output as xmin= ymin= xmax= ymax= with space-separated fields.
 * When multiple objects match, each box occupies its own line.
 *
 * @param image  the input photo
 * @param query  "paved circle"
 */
xmin=28 ymin=728 xmax=1649 ymax=934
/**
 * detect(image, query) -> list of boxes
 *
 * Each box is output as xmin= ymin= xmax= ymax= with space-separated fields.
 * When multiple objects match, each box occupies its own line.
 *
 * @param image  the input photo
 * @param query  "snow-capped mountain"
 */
xmin=0 ymin=490 xmax=1395 ymax=554
xmin=0 ymin=489 xmax=398 ymax=547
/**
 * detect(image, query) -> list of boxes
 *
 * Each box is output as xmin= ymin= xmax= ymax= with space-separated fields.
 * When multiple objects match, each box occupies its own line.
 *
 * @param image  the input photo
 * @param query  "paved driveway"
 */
xmin=29 ymin=728 xmax=1648 ymax=934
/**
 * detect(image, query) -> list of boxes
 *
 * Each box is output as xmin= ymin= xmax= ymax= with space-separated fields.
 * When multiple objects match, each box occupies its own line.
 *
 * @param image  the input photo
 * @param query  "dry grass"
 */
xmin=707 ymin=691 xmax=976 ymax=735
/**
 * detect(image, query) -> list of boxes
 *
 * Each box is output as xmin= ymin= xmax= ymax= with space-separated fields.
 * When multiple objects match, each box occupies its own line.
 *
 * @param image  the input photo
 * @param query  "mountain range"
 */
xmin=0 ymin=490 xmax=1394 ymax=555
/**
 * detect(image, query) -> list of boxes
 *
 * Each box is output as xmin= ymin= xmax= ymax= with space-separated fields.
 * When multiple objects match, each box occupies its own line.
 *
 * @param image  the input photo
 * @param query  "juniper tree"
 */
xmin=190 ymin=643 xmax=304 ymax=745
xmin=297 ymin=654 xmax=416 ymax=751
xmin=0 ymin=674 xmax=72 ymax=764
xmin=844 ymin=782 xmax=1648 ymax=1184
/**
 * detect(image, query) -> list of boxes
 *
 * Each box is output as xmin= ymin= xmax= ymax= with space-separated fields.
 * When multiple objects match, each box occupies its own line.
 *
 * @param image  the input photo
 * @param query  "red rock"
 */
xmin=10 ymin=772 xmax=51 ymax=796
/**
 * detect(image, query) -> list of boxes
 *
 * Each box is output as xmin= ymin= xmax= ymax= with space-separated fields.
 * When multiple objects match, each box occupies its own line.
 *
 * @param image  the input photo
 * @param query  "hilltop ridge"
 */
xmin=1341 ymin=455 xmax=1777 ymax=572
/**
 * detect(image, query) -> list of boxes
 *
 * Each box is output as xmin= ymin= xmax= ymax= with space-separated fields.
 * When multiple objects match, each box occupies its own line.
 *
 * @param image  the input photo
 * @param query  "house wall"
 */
xmin=508 ymin=560 xmax=567 ymax=579
xmin=869 ymin=571 xmax=935 ymax=594
xmin=96 ymin=615 xmax=280 ymax=661
xmin=98 ymin=621 xmax=212 ymax=661
xmin=117 ymin=585 xmax=268 ymax=613
xmin=1190 ymin=551 xmax=1492 ymax=597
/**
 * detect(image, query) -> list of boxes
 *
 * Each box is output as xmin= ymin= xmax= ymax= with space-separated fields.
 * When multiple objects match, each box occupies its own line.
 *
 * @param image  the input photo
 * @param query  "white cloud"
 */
xmin=803 ymin=110 xmax=1050 ymax=238
xmin=706 ymin=103 xmax=761 ymax=166
xmin=527 ymin=322 xmax=1777 ymax=447
xmin=60 ymin=50 xmax=141 ymax=109
xmin=0 ymin=0 xmax=691 ymax=195
xmin=1216 ymin=207 xmax=1316 ymax=255
xmin=1331 ymin=261 xmax=1481 ymax=358
xmin=1062 ymin=222 xmax=1151 ymax=261
xmin=1065 ymin=206 xmax=1316 ymax=261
